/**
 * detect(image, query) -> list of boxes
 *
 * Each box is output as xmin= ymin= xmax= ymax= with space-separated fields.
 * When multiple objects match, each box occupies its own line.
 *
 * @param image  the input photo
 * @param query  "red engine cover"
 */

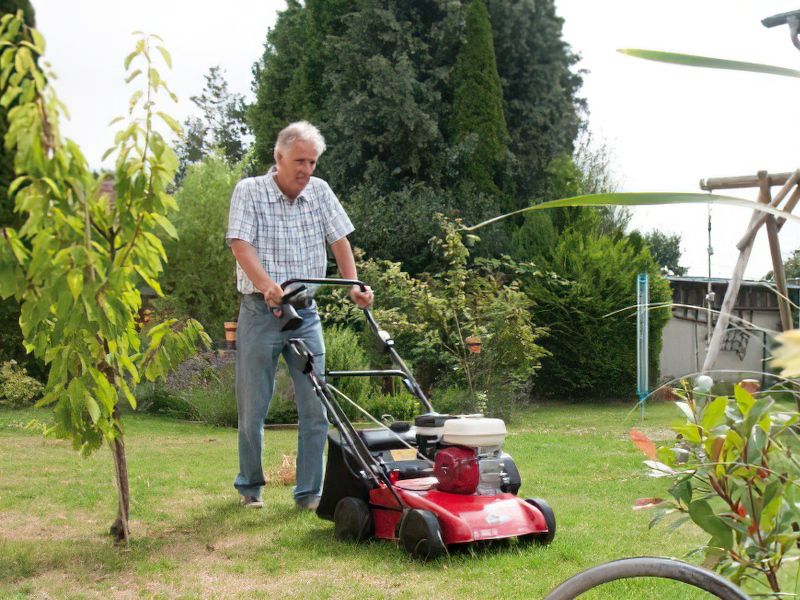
xmin=434 ymin=446 xmax=479 ymax=494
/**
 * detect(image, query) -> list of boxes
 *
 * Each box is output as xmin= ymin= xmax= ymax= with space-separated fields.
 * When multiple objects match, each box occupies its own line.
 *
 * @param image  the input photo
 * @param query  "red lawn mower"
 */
xmin=280 ymin=278 xmax=555 ymax=560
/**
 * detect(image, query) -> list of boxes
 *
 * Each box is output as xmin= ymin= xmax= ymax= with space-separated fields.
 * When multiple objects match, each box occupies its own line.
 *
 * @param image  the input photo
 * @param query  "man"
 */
xmin=226 ymin=121 xmax=373 ymax=510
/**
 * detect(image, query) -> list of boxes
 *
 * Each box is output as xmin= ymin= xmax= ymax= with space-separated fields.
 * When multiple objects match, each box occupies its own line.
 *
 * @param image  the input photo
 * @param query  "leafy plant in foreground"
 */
xmin=0 ymin=14 xmax=209 ymax=543
xmin=633 ymin=382 xmax=800 ymax=596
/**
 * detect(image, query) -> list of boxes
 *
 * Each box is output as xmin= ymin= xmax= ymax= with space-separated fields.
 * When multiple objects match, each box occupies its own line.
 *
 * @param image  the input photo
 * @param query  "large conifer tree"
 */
xmin=448 ymin=0 xmax=509 ymax=224
xmin=488 ymin=0 xmax=583 ymax=202
xmin=248 ymin=0 xmax=584 ymax=270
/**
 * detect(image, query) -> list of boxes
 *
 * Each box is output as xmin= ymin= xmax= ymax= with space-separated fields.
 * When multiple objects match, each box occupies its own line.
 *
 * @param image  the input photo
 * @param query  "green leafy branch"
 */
xmin=633 ymin=382 xmax=800 ymax=596
xmin=0 ymin=13 xmax=209 ymax=542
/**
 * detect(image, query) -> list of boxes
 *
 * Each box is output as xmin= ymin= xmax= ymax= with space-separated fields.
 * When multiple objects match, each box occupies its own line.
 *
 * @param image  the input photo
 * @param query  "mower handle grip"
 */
xmin=280 ymin=277 xmax=368 ymax=293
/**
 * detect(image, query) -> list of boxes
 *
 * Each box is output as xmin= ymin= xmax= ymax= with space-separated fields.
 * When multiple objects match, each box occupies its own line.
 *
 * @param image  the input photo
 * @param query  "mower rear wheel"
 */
xmin=333 ymin=497 xmax=373 ymax=542
xmin=521 ymin=498 xmax=556 ymax=545
xmin=399 ymin=509 xmax=446 ymax=560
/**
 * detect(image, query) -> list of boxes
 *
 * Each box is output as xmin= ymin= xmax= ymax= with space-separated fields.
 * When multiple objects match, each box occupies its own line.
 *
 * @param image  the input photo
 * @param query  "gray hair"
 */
xmin=274 ymin=121 xmax=327 ymax=159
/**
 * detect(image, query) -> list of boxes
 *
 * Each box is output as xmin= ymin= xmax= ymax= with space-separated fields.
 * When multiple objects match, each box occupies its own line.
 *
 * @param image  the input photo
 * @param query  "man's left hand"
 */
xmin=350 ymin=285 xmax=373 ymax=308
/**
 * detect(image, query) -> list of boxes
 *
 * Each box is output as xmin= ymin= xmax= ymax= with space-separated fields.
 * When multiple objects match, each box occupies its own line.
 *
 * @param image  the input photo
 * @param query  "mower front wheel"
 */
xmin=333 ymin=497 xmax=373 ymax=542
xmin=521 ymin=497 xmax=556 ymax=545
xmin=399 ymin=509 xmax=446 ymax=560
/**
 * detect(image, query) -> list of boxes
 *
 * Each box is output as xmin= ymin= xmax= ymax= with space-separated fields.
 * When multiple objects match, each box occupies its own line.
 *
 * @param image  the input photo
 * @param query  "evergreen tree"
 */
xmin=488 ymin=0 xmax=583 ymax=202
xmin=250 ymin=1 xmax=315 ymax=172
xmin=322 ymin=0 xmax=458 ymax=193
xmin=643 ymin=230 xmax=687 ymax=276
xmin=449 ymin=0 xmax=508 ymax=212
xmin=175 ymin=66 xmax=249 ymax=182
xmin=247 ymin=0 xmax=585 ymax=271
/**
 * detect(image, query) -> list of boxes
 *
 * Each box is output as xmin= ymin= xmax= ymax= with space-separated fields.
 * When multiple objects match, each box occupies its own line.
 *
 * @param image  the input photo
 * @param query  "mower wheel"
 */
xmin=333 ymin=497 xmax=373 ymax=542
xmin=399 ymin=509 xmax=446 ymax=560
xmin=521 ymin=498 xmax=556 ymax=545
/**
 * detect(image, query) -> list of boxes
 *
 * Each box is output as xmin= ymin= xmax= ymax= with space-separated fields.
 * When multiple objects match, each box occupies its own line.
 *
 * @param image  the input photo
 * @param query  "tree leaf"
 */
xmin=630 ymin=428 xmax=657 ymax=459
xmin=30 ymin=28 xmax=45 ymax=54
xmin=123 ymin=49 xmax=138 ymax=70
xmin=618 ymin=48 xmax=800 ymax=79
xmin=701 ymin=396 xmax=728 ymax=431
xmin=644 ymin=459 xmax=675 ymax=478
xmin=156 ymin=46 xmax=172 ymax=69
xmin=734 ymin=384 xmax=755 ymax=416
xmin=675 ymin=401 xmax=695 ymax=423
xmin=463 ymin=193 xmax=800 ymax=232
xmin=156 ymin=111 xmax=181 ymax=135
xmin=124 ymin=69 xmax=142 ymax=84
xmin=151 ymin=213 xmax=178 ymax=239
xmin=85 ymin=397 xmax=100 ymax=423
xmin=689 ymin=500 xmax=733 ymax=549
xmin=67 ymin=270 xmax=83 ymax=300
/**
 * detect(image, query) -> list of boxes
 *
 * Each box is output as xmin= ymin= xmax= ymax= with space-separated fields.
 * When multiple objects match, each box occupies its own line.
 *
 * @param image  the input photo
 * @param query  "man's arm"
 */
xmin=330 ymin=237 xmax=373 ymax=308
xmin=230 ymin=239 xmax=284 ymax=308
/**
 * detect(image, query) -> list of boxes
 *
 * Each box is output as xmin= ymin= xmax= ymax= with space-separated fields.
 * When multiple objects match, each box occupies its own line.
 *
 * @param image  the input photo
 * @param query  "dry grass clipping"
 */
xmin=266 ymin=453 xmax=295 ymax=486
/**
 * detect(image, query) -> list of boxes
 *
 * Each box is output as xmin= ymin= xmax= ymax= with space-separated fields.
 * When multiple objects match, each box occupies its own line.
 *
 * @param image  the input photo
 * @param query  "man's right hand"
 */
xmin=260 ymin=280 xmax=285 ymax=316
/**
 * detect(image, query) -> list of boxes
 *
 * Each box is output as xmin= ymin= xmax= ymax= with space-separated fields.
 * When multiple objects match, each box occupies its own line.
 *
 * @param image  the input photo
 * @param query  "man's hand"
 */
xmin=349 ymin=284 xmax=373 ymax=308
xmin=260 ymin=280 xmax=285 ymax=316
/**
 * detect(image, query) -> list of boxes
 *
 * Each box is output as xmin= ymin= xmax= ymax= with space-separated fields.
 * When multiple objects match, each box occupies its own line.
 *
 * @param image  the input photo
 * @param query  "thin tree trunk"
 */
xmin=108 ymin=406 xmax=130 ymax=544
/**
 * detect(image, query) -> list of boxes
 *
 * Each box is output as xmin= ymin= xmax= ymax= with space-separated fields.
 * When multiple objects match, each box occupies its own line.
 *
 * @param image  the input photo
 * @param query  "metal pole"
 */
xmin=637 ymin=273 xmax=649 ymax=417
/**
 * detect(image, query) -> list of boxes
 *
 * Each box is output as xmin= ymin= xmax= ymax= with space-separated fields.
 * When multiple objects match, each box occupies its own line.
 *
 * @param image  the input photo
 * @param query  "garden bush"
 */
xmin=502 ymin=229 xmax=670 ymax=400
xmin=159 ymin=154 xmax=242 ymax=340
xmin=360 ymin=391 xmax=419 ymax=422
xmin=0 ymin=360 xmax=43 ymax=408
xmin=179 ymin=363 xmax=239 ymax=428
xmin=635 ymin=379 xmax=800 ymax=597
xmin=319 ymin=218 xmax=547 ymax=419
xmin=135 ymin=382 xmax=199 ymax=420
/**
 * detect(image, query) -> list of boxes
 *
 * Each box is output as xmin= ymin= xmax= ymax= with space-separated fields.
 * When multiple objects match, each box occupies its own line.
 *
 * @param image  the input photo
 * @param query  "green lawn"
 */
xmin=0 ymin=402 xmax=721 ymax=599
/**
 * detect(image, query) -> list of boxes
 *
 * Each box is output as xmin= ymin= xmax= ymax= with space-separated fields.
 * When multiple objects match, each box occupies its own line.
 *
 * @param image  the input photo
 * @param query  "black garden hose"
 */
xmin=543 ymin=556 xmax=749 ymax=600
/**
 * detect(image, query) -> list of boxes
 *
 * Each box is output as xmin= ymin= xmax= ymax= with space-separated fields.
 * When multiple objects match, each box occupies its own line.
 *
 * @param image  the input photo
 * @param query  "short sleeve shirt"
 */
xmin=226 ymin=167 xmax=354 ymax=294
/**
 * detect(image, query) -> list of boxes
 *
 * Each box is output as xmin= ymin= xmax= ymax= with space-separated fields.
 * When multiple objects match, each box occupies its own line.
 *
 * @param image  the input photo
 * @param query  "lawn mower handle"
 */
xmin=279 ymin=277 xmax=433 ymax=413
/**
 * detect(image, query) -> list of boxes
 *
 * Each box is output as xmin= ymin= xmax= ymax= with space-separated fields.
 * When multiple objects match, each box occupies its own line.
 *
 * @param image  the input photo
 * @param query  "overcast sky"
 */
xmin=33 ymin=1 xmax=800 ymax=279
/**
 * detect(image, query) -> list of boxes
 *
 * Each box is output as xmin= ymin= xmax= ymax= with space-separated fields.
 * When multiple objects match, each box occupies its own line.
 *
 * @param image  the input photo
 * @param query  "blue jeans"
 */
xmin=233 ymin=294 xmax=328 ymax=504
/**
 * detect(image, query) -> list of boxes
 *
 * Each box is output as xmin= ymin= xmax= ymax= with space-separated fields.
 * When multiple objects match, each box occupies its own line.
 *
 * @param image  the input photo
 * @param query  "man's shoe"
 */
xmin=241 ymin=495 xmax=263 ymax=509
xmin=295 ymin=496 xmax=320 ymax=511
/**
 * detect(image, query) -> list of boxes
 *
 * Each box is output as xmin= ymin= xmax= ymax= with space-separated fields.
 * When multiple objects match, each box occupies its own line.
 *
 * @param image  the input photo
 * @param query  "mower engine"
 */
xmin=418 ymin=414 xmax=520 ymax=496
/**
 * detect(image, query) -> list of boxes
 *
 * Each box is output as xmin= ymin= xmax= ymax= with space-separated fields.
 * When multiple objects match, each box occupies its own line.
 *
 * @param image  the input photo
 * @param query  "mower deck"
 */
xmin=370 ymin=485 xmax=549 ymax=544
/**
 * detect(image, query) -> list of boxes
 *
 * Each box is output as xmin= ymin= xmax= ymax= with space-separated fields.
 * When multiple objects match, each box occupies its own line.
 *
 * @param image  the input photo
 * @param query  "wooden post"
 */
xmin=702 ymin=176 xmax=772 ymax=373
xmin=736 ymin=169 xmax=800 ymax=251
xmin=765 ymin=215 xmax=794 ymax=331
xmin=700 ymin=171 xmax=793 ymax=191
xmin=776 ymin=185 xmax=800 ymax=230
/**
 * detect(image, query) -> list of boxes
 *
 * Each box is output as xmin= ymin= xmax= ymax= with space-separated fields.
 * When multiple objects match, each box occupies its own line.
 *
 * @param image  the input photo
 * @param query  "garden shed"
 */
xmin=659 ymin=275 xmax=800 ymax=385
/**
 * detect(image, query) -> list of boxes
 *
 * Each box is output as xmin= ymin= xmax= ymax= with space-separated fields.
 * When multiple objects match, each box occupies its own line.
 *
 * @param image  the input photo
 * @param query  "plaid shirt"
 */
xmin=226 ymin=168 xmax=354 ymax=294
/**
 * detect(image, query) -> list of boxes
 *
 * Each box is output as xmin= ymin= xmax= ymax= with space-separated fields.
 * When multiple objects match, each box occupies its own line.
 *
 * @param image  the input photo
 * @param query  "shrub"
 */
xmin=323 ymin=325 xmax=377 ymax=404
xmin=360 ymin=392 xmax=419 ymax=422
xmin=508 ymin=229 xmax=670 ymax=400
xmin=135 ymin=382 xmax=199 ymax=420
xmin=634 ymin=382 xmax=800 ymax=597
xmin=0 ymin=360 xmax=43 ymax=407
xmin=320 ymin=218 xmax=548 ymax=419
xmin=426 ymin=386 xmax=473 ymax=415
xmin=179 ymin=363 xmax=238 ymax=428
xmin=160 ymin=154 xmax=242 ymax=340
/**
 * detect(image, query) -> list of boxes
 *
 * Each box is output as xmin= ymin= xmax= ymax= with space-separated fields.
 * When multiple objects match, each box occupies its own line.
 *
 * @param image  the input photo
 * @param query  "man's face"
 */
xmin=274 ymin=140 xmax=318 ymax=200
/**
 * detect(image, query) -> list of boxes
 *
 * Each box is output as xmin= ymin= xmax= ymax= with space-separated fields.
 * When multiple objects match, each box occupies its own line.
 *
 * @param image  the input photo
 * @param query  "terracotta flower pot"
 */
xmin=465 ymin=335 xmax=482 ymax=354
xmin=224 ymin=321 xmax=237 ymax=350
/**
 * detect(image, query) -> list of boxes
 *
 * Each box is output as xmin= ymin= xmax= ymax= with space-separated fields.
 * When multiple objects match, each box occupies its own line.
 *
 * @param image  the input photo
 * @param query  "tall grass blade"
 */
xmin=619 ymin=49 xmax=800 ymax=79
xmin=463 ymin=192 xmax=800 ymax=232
